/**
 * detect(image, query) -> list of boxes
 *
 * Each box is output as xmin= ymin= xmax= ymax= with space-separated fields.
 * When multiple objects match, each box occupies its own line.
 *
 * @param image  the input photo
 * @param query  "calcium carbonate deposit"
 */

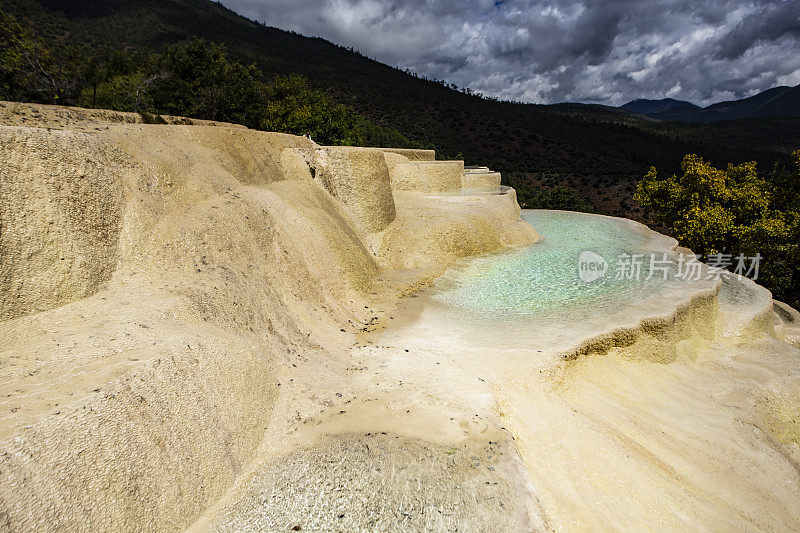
xmin=1 ymin=102 xmax=799 ymax=531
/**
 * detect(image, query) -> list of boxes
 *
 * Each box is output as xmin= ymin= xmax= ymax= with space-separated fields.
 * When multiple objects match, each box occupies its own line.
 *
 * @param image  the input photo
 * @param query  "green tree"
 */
xmin=508 ymin=177 xmax=594 ymax=212
xmin=0 ymin=12 xmax=54 ymax=101
xmin=0 ymin=12 xmax=26 ymax=99
xmin=80 ymin=72 xmax=152 ymax=112
xmin=150 ymin=40 xmax=265 ymax=128
xmin=0 ymin=12 xmax=82 ymax=103
xmin=2 ymin=26 xmax=420 ymax=146
xmin=635 ymin=154 xmax=774 ymax=253
xmin=261 ymin=74 xmax=364 ymax=146
xmin=636 ymin=152 xmax=800 ymax=307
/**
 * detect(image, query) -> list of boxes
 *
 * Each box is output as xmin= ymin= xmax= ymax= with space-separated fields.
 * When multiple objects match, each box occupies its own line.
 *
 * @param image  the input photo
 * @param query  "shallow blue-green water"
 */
xmin=428 ymin=210 xmax=682 ymax=320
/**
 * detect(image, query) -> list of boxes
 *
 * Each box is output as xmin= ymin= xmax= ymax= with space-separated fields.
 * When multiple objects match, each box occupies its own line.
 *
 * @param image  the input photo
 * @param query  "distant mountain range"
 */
xmin=621 ymin=85 xmax=800 ymax=122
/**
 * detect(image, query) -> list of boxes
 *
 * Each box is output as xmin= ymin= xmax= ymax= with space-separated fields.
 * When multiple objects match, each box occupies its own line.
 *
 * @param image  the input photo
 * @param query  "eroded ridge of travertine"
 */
xmin=0 ymin=103 xmax=539 ymax=531
xmin=774 ymin=299 xmax=800 ymax=347
xmin=0 ymin=100 xmax=241 ymax=130
xmin=310 ymin=146 xmax=397 ymax=233
xmin=0 ymin=129 xmax=125 ymax=319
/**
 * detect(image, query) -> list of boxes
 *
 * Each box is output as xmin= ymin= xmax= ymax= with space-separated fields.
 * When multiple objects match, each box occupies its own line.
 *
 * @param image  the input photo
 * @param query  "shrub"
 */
xmin=636 ymin=152 xmax=800 ymax=307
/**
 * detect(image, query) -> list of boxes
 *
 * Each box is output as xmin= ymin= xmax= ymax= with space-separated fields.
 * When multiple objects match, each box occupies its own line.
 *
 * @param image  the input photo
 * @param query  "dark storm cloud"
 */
xmin=715 ymin=2 xmax=800 ymax=59
xmin=220 ymin=0 xmax=800 ymax=105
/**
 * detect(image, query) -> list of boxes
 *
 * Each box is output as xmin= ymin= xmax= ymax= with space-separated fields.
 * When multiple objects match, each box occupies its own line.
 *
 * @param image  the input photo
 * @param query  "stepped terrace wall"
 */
xmin=390 ymin=160 xmax=465 ymax=192
xmin=0 ymin=105 xmax=538 ymax=531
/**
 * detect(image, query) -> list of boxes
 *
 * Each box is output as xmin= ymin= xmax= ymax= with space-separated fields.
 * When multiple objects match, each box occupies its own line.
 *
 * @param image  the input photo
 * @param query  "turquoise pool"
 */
xmin=385 ymin=209 xmax=742 ymax=361
xmin=428 ymin=210 xmax=693 ymax=321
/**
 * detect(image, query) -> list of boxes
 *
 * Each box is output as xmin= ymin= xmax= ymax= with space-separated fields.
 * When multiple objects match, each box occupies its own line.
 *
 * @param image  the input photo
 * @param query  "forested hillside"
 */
xmin=4 ymin=0 xmax=800 ymax=217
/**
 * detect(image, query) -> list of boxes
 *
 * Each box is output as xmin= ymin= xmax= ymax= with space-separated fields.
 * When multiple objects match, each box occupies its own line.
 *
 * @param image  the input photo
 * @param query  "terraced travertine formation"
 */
xmin=1 ymin=102 xmax=799 ymax=532
xmin=365 ymin=210 xmax=800 ymax=530
xmin=0 ymin=102 xmax=538 ymax=531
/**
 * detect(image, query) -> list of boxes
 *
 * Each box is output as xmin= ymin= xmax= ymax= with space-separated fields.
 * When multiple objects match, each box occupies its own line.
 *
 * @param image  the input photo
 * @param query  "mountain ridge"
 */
xmin=621 ymin=85 xmax=800 ymax=122
xmin=621 ymin=98 xmax=700 ymax=116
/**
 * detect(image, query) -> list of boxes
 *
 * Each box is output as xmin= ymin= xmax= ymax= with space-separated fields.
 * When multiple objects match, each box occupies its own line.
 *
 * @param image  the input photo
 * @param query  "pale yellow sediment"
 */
xmin=2 ymin=101 xmax=799 ymax=532
xmin=0 ymin=103 xmax=539 ymax=531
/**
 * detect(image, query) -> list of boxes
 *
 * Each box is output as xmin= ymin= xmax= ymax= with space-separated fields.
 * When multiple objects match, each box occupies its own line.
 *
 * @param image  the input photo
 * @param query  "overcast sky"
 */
xmin=220 ymin=0 xmax=800 ymax=106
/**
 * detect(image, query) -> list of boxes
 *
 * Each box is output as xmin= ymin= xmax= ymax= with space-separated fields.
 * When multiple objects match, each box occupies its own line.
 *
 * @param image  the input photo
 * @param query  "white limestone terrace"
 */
xmin=0 ymin=102 xmax=540 ymax=531
xmin=372 ymin=209 xmax=725 ymax=371
xmin=353 ymin=210 xmax=800 ymax=530
xmin=1 ymin=102 xmax=798 ymax=531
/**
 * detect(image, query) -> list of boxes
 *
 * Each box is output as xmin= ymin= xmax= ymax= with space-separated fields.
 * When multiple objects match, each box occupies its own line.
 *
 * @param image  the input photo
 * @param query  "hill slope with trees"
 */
xmin=3 ymin=0 xmax=800 ymax=220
